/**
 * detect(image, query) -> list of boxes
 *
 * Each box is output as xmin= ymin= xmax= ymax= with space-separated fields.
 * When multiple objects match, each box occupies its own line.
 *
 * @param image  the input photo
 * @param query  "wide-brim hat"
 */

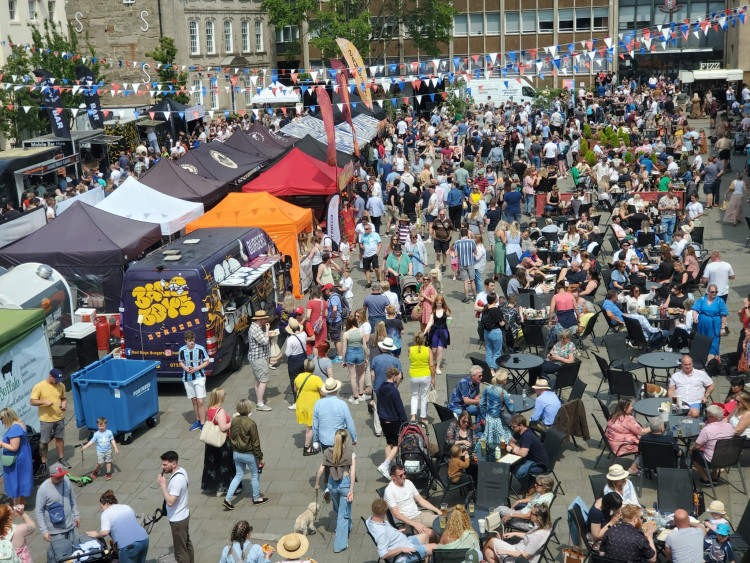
xmin=379 ymin=337 xmax=397 ymax=351
xmin=708 ymin=500 xmax=726 ymax=514
xmin=498 ymin=126 xmax=507 ymax=132
xmin=399 ymin=213 xmax=410 ymax=222
xmin=252 ymin=310 xmax=270 ymax=320
xmin=285 ymin=318 xmax=304 ymax=335
xmin=606 ymin=464 xmax=629 ymax=480
xmin=531 ymin=380 xmax=551 ymax=391
xmin=276 ymin=533 xmax=309 ymax=559
xmin=322 ymin=378 xmax=342 ymax=394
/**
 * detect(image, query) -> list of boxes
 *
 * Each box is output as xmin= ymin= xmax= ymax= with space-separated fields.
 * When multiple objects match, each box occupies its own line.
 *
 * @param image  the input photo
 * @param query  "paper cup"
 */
xmin=478 ymin=519 xmax=487 ymax=534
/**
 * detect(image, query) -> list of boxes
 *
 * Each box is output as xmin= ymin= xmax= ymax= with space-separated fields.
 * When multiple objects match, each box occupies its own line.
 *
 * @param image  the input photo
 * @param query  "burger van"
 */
xmin=120 ymin=227 xmax=291 ymax=380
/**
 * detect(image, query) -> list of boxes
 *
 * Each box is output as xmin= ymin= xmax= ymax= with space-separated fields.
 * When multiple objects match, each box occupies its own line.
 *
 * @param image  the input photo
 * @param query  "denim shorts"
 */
xmin=345 ymin=346 xmax=365 ymax=365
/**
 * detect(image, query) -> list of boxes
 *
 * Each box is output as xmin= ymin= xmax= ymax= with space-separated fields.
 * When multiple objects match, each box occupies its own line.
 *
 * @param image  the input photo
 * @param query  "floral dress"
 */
xmin=479 ymin=385 xmax=514 ymax=450
xmin=419 ymin=284 xmax=436 ymax=325
xmin=605 ymin=415 xmax=643 ymax=456
xmin=201 ymin=406 xmax=234 ymax=494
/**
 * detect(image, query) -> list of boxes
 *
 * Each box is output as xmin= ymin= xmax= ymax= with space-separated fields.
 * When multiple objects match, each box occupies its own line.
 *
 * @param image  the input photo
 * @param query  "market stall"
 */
xmin=176 ymin=140 xmax=270 ymax=185
xmin=138 ymin=158 xmax=228 ymax=209
xmin=242 ymin=147 xmax=339 ymax=197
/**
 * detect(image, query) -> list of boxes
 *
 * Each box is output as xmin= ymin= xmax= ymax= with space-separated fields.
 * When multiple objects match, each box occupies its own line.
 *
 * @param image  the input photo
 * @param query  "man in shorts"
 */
xmin=30 ymin=368 xmax=69 ymax=474
xmin=359 ymin=221 xmax=382 ymax=289
xmin=430 ymin=208 xmax=453 ymax=272
xmin=177 ymin=330 xmax=209 ymax=430
xmin=383 ymin=459 xmax=441 ymax=540
xmin=366 ymin=498 xmax=436 ymax=563
xmin=454 ymin=228 xmax=477 ymax=303
xmin=248 ymin=310 xmax=272 ymax=411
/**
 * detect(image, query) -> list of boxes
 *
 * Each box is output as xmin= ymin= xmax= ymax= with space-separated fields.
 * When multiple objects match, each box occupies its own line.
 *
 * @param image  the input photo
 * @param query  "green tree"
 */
xmin=146 ymin=37 xmax=191 ymax=105
xmin=0 ymin=20 xmax=105 ymax=146
xmin=309 ymin=0 xmax=372 ymax=61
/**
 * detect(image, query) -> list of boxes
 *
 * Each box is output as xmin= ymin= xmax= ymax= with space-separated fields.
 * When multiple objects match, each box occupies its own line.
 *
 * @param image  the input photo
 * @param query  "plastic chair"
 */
xmin=568 ymin=379 xmax=587 ymax=402
xmin=698 ymin=436 xmax=747 ymax=498
xmin=603 ymin=333 xmax=641 ymax=373
xmin=445 ymin=374 xmax=465 ymax=407
xmin=362 ymin=516 xmax=422 ymax=563
xmin=690 ymin=333 xmax=713 ymax=370
xmin=656 ymin=467 xmax=695 ymax=514
xmin=521 ymin=323 xmax=547 ymax=355
xmin=432 ymin=403 xmax=456 ymax=422
xmin=475 ymin=461 xmax=510 ymax=511
xmin=432 ymin=420 xmax=453 ymax=465
xmin=569 ymin=503 xmax=596 ymax=554
xmin=593 ymin=353 xmax=611 ymax=397
xmin=638 ymin=439 xmax=679 ymax=495
xmin=552 ymin=361 xmax=581 ymax=400
xmin=589 ymin=473 xmax=608 ymax=500
xmin=606 ymin=369 xmax=641 ymax=400
xmin=573 ymin=310 xmax=601 ymax=358
xmin=591 ymin=413 xmax=637 ymax=468
xmin=470 ymin=355 xmax=494 ymax=381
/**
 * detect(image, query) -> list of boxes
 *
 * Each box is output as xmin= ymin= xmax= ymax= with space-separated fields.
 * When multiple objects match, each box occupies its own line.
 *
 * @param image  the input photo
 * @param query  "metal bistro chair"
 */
xmin=593 ymin=353 xmax=611 ymax=397
xmin=728 ymin=501 xmax=750 ymax=555
xmin=432 ymin=403 xmax=456 ymax=422
xmin=470 ymin=355 xmax=494 ymax=382
xmin=474 ymin=461 xmax=511 ymax=511
xmin=589 ymin=473 xmax=608 ymax=500
xmin=432 ymin=420 xmax=453 ymax=465
xmin=623 ymin=315 xmax=660 ymax=353
xmin=638 ymin=439 xmax=680 ymax=494
xmin=689 ymin=332 xmax=713 ymax=370
xmin=533 ymin=292 xmax=553 ymax=311
xmin=423 ymin=450 xmax=475 ymax=505
xmin=444 ymin=374 xmax=465 ymax=408
xmin=603 ymin=332 xmax=641 ymax=373
xmin=517 ymin=291 xmax=532 ymax=309
xmin=656 ymin=467 xmax=695 ymax=514
xmin=551 ymin=361 xmax=581 ymax=400
xmin=432 ymin=550 xmax=474 ymax=563
xmin=521 ymin=322 xmax=547 ymax=356
xmin=375 ymin=486 xmax=405 ymax=530
xmin=591 ymin=413 xmax=637 ymax=469
xmin=697 ymin=436 xmax=748 ymax=499
xmin=573 ymin=310 xmax=601 ymax=359
xmin=606 ymin=368 xmax=642 ymax=401
xmin=568 ymin=379 xmax=587 ymax=402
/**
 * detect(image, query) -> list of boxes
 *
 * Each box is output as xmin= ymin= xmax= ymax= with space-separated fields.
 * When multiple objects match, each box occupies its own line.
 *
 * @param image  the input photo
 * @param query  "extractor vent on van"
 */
xmin=163 ymin=255 xmax=182 ymax=261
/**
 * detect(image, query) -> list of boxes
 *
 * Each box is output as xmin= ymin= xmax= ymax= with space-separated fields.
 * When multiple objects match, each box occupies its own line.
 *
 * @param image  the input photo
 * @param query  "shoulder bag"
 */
xmin=296 ymin=374 xmax=314 ymax=402
xmin=199 ymin=408 xmax=227 ymax=448
xmin=499 ymin=390 xmax=513 ymax=426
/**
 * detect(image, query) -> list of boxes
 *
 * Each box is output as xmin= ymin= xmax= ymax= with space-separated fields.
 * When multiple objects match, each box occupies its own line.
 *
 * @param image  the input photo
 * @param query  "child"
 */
xmin=80 ymin=417 xmax=119 ymax=480
xmin=447 ymin=445 xmax=471 ymax=485
xmin=703 ymin=501 xmax=730 ymax=538
xmin=704 ymin=524 xmax=735 ymax=563
xmin=448 ymin=245 xmax=459 ymax=281
xmin=178 ymin=330 xmax=209 ymax=431
xmin=339 ymin=234 xmax=351 ymax=269
xmin=338 ymin=267 xmax=354 ymax=312
xmin=384 ymin=305 xmax=405 ymax=358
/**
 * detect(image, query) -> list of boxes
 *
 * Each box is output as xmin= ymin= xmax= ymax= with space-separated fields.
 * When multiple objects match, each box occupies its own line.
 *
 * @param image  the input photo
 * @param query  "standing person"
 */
xmin=342 ymin=315 xmax=368 ymax=406
xmin=0 ymin=504 xmax=35 ymax=563
xmin=359 ymin=221 xmax=383 ymax=288
xmin=481 ymin=293 xmax=506 ymax=371
xmin=294 ymin=359 xmax=325 ymax=456
xmin=367 ymin=189 xmax=386 ymax=233
xmin=315 ymin=429 xmax=356 ymax=553
xmin=284 ymin=317 xmax=309 ymax=411
xmin=474 ymin=234 xmax=487 ymax=295
xmin=408 ymin=332 xmax=434 ymax=423
xmin=36 ymin=461 xmax=80 ymax=544
xmin=176 ymin=331 xmax=209 ymax=431
xmin=29 ymin=368 xmax=69 ymax=474
xmin=376 ymin=367 xmax=408 ymax=480
xmin=479 ymin=370 xmax=515 ymax=456
xmin=0 ymin=407 xmax=33 ymax=507
xmin=222 ymin=399 xmax=267 ymax=510
xmin=417 ymin=271 xmax=437 ymax=332
xmin=658 ymin=187 xmax=680 ymax=244
xmin=322 ymin=283 xmax=344 ymax=363
xmin=424 ymin=296 xmax=451 ymax=375
xmin=430 ymin=209 xmax=454 ymax=272
xmin=158 ymin=451 xmax=193 ymax=562
xmin=79 ymin=416 xmax=119 ymax=481
xmin=371 ymin=337 xmax=402 ymax=437
xmin=200 ymin=388 xmax=234 ymax=496
xmin=701 ymin=251 xmax=736 ymax=304
xmin=86 ymin=489 xmax=149 ymax=563
xmin=723 ymin=173 xmax=747 ymax=225
xmin=404 ymin=231 xmax=427 ymax=276
xmin=454 ymin=229 xmax=477 ymax=303
xmin=306 ymin=285 xmax=328 ymax=349
xmin=493 ymin=220 xmax=509 ymax=280
xmin=247 ymin=310 xmax=272 ymax=411
xmin=693 ymin=285 xmax=729 ymax=359
xmin=312 ymin=378 xmax=358 ymax=451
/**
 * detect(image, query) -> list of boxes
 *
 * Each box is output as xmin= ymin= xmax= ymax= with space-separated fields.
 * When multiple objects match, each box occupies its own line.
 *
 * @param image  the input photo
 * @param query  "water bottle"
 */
xmin=494 ymin=446 xmax=501 ymax=462
xmin=522 ymin=388 xmax=527 ymax=400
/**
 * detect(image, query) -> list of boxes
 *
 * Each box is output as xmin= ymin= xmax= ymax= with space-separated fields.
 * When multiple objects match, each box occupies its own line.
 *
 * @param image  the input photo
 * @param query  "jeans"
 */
xmin=225 ymin=451 xmax=261 ymax=502
xmin=452 ymin=404 xmax=479 ymax=417
xmin=531 ymin=156 xmax=541 ymax=169
xmin=410 ymin=376 xmax=431 ymax=418
xmin=328 ymin=475 xmax=353 ymax=552
xmin=485 ymin=328 xmax=504 ymax=369
xmin=474 ymin=267 xmax=483 ymax=294
xmin=524 ymin=194 xmax=534 ymax=215
xmin=661 ymin=216 xmax=676 ymax=243
xmin=514 ymin=459 xmax=546 ymax=478
xmin=118 ymin=538 xmax=149 ymax=563
xmin=503 ymin=213 xmax=522 ymax=224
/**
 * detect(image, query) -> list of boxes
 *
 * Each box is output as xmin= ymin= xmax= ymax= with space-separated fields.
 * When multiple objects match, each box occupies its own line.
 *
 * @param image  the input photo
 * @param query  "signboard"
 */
xmin=26 ymin=139 xmax=69 ymax=147
xmin=19 ymin=154 xmax=78 ymax=176
xmin=699 ymin=62 xmax=722 ymax=70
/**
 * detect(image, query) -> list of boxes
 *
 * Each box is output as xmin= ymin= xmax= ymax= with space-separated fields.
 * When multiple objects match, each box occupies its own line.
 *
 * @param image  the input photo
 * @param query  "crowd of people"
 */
xmin=3 ymin=70 xmax=750 ymax=563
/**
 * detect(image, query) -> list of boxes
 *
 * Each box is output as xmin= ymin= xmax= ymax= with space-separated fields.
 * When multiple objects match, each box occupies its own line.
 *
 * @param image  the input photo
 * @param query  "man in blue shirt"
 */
xmin=370 ymin=337 xmax=403 ymax=438
xmin=446 ymin=183 xmax=464 ymax=230
xmin=312 ymin=378 xmax=357 ymax=450
xmin=529 ymin=379 xmax=561 ymax=427
xmin=448 ymin=366 xmax=482 ymax=416
xmin=454 ymin=229 xmax=477 ymax=303
xmin=375 ymin=365 xmax=407 ymax=479
xmin=177 ymin=330 xmax=209 ymax=431
xmin=602 ymin=289 xmax=625 ymax=330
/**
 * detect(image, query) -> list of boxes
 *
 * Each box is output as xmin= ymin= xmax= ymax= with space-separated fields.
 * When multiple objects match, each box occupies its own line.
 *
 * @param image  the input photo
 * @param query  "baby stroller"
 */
xmin=397 ymin=422 xmax=433 ymax=495
xmin=48 ymin=536 xmax=112 ymax=563
xmin=735 ymin=130 xmax=747 ymax=154
xmin=400 ymin=275 xmax=420 ymax=323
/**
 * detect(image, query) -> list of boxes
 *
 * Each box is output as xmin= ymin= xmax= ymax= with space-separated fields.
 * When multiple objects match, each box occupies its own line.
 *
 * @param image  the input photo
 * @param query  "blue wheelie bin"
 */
xmin=71 ymin=356 xmax=160 ymax=443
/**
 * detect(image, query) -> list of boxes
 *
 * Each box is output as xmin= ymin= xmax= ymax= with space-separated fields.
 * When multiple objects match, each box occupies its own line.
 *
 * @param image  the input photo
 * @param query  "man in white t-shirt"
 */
xmin=542 ymin=140 xmax=557 ymax=166
xmin=158 ymin=451 xmax=193 ymax=563
xmin=384 ymin=463 xmax=441 ymax=540
xmin=668 ymin=355 xmax=714 ymax=418
xmin=701 ymin=251 xmax=735 ymax=302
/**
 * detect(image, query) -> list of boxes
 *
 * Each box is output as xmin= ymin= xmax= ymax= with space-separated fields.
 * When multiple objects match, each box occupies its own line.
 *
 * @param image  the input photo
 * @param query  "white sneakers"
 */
xmin=288 ymin=403 xmax=297 ymax=410
xmin=348 ymin=396 xmax=360 ymax=405
xmin=377 ymin=463 xmax=391 ymax=480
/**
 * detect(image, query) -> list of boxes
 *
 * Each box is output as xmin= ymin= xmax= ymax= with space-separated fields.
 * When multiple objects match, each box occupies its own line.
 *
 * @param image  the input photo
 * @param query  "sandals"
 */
xmin=303 ymin=446 xmax=320 ymax=456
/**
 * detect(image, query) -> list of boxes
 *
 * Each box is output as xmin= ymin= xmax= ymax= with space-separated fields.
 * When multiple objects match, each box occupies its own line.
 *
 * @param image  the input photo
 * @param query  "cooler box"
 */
xmin=64 ymin=322 xmax=99 ymax=369
xmin=71 ymin=356 xmax=159 ymax=439
xmin=75 ymin=308 xmax=97 ymax=324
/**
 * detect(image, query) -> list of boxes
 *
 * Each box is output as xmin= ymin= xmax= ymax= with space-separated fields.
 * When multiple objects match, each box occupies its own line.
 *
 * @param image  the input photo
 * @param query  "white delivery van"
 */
xmin=463 ymin=77 xmax=537 ymax=106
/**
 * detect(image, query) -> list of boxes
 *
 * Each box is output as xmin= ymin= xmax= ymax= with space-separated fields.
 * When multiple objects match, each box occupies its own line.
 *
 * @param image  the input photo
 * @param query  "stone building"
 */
xmin=65 ymin=0 xmax=275 ymax=112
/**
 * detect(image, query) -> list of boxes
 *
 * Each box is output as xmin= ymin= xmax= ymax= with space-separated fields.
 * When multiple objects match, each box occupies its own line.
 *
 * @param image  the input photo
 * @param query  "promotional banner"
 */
xmin=326 ymin=194 xmax=341 ymax=245
xmin=330 ymin=60 xmax=360 ymax=157
xmin=75 ymin=65 xmax=104 ymax=129
xmin=336 ymin=38 xmax=372 ymax=107
xmin=315 ymin=87 xmax=338 ymax=168
xmin=33 ymin=68 xmax=71 ymax=139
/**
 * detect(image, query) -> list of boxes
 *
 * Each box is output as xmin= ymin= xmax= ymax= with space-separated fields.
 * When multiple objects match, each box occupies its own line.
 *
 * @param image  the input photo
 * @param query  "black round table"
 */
xmin=646 ymin=314 xmax=681 ymax=327
xmin=668 ymin=414 xmax=701 ymax=445
xmin=500 ymin=354 xmax=544 ymax=393
xmin=633 ymin=397 xmax=669 ymax=417
xmin=638 ymin=352 xmax=682 ymax=385
xmin=508 ymin=394 xmax=535 ymax=414
xmin=432 ymin=506 xmax=491 ymax=538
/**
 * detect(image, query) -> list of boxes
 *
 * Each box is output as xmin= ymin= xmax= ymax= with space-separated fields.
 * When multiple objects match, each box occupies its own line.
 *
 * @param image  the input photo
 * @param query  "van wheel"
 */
xmin=229 ymin=338 xmax=246 ymax=372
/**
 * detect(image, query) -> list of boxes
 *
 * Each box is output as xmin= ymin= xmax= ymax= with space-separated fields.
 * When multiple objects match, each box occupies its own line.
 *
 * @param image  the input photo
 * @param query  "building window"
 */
xmin=453 ymin=14 xmax=468 ymax=36
xmin=243 ymin=79 xmax=251 ymax=106
xmin=255 ymin=20 xmax=263 ymax=51
xmin=28 ymin=0 xmax=35 ymax=20
xmin=558 ymin=9 xmax=574 ymax=32
xmin=618 ymin=6 xmax=633 ymax=29
xmin=209 ymin=86 xmax=218 ymax=110
xmin=521 ymin=11 xmax=536 ymax=33
xmin=486 ymin=12 xmax=500 ymax=35
xmin=193 ymin=79 xmax=203 ymax=105
xmin=575 ymin=8 xmax=591 ymax=31
xmin=469 ymin=13 xmax=484 ymax=35
xmin=537 ymin=10 xmax=554 ymax=33
xmin=592 ymin=7 xmax=608 ymax=31
xmin=189 ymin=21 xmax=200 ymax=54
xmin=504 ymin=11 xmax=519 ymax=34
xmin=275 ymin=25 xmax=299 ymax=43
xmin=206 ymin=21 xmax=215 ymax=54
xmin=46 ymin=0 xmax=53 ymax=14
xmin=224 ymin=20 xmax=232 ymax=53
xmin=9 ymin=0 xmax=16 ymax=19
xmin=242 ymin=20 xmax=250 ymax=52
xmin=635 ymin=5 xmax=650 ymax=28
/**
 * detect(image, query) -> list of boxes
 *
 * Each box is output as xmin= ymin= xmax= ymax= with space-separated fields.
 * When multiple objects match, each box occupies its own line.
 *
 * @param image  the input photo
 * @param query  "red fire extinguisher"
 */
xmin=95 ymin=316 xmax=110 ymax=351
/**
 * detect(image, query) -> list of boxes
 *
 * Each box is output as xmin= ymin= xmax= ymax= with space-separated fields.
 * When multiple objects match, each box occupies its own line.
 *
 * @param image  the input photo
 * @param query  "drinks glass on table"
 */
xmin=441 ymin=503 xmax=448 ymax=516
xmin=439 ymin=515 xmax=447 ymax=530
xmin=468 ymin=501 xmax=475 ymax=516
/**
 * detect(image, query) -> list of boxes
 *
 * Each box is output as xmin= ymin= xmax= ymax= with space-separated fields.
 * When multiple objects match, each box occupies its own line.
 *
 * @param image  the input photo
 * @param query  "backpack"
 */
xmin=327 ymin=293 xmax=349 ymax=323
xmin=0 ymin=526 xmax=21 ymax=563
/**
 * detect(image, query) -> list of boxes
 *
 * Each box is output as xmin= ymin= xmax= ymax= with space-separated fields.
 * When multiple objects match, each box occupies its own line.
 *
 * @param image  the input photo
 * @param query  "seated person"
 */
xmin=611 ymin=239 xmax=638 ymax=267
xmin=599 ymin=503 xmax=657 ymax=563
xmin=496 ymin=475 xmax=556 ymax=532
xmin=639 ymin=417 xmax=685 ymax=466
xmin=520 ymin=246 xmax=544 ymax=269
xmin=668 ymin=355 xmax=714 ymax=418
xmin=447 ymin=445 xmax=473 ymax=486
xmin=579 ymin=269 xmax=601 ymax=297
xmin=483 ymin=505 xmax=553 ymax=563
xmin=448 ymin=366 xmax=482 ymax=416
xmin=665 ymin=509 xmax=707 ymax=563
xmin=366 ymin=498 xmax=437 ymax=563
xmin=520 ymin=256 xmax=543 ymax=278
xmin=541 ymin=329 xmax=578 ymax=375
xmin=703 ymin=504 xmax=730 ymax=538
xmin=603 ymin=463 xmax=640 ymax=505
xmin=540 ymin=218 xmax=560 ymax=239
xmin=506 ymin=414 xmax=550 ymax=479
xmin=436 ymin=505 xmax=481 ymax=556
xmin=688 ymin=406 xmax=734 ymax=485
xmin=671 ymin=231 xmax=690 ymax=259
xmin=602 ymin=289 xmax=625 ymax=330
xmin=618 ymin=285 xmax=655 ymax=311
xmin=669 ymin=299 xmax=695 ymax=351
xmin=530 ymin=379 xmax=562 ymax=427
xmin=588 ymin=492 xmax=623 ymax=551
xmin=610 ymin=260 xmax=631 ymax=292
xmin=444 ymin=410 xmax=478 ymax=463
xmin=560 ymin=260 xmax=587 ymax=286
xmin=704 ymin=523 xmax=735 ymax=563
xmin=611 ymin=215 xmax=631 ymax=241
xmin=384 ymin=463 xmax=442 ymax=540
xmin=624 ymin=301 xmax=669 ymax=348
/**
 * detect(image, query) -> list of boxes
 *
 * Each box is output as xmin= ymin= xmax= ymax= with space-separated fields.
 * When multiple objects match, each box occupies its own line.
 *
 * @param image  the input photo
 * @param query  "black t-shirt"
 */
xmin=388 ymin=187 xmax=399 ymax=206
xmin=512 ymin=161 xmax=527 ymax=179
xmin=403 ymin=191 xmax=419 ymax=215
xmin=485 ymin=208 xmax=501 ymax=232
xmin=481 ymin=139 xmax=493 ymax=157
xmin=420 ymin=190 xmax=432 ymax=210
xmin=481 ymin=307 xmax=505 ymax=331
xmin=516 ymin=429 xmax=549 ymax=467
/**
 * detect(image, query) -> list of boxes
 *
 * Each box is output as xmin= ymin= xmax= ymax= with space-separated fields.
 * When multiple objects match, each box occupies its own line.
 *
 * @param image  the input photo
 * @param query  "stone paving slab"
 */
xmin=7 ymin=123 xmax=750 ymax=562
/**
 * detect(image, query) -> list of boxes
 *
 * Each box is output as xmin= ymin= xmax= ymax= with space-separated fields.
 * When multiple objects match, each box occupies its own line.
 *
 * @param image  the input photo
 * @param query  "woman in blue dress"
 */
xmin=479 ymin=370 xmax=515 ymax=461
xmin=693 ymin=284 xmax=729 ymax=357
xmin=505 ymin=222 xmax=523 ymax=275
xmin=0 ymin=408 xmax=33 ymax=506
xmin=403 ymin=231 xmax=427 ymax=276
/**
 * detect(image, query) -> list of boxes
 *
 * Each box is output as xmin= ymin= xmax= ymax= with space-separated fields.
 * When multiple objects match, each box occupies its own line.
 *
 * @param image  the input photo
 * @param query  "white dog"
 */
xmin=293 ymin=502 xmax=319 ymax=536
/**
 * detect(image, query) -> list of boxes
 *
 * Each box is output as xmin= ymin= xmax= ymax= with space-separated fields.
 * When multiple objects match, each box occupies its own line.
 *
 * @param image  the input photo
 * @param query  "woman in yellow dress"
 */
xmin=294 ymin=359 xmax=326 ymax=456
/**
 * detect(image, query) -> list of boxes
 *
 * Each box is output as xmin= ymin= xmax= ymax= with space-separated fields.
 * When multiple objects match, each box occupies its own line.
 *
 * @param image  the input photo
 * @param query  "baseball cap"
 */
xmin=49 ymin=462 xmax=68 ymax=478
xmin=50 ymin=368 xmax=64 ymax=383
xmin=321 ymin=283 xmax=334 ymax=291
xmin=294 ymin=306 xmax=305 ymax=316
xmin=716 ymin=523 xmax=731 ymax=536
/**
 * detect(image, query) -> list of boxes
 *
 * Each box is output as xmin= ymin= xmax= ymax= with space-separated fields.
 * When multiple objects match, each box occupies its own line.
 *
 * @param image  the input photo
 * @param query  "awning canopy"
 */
xmin=242 ymin=147 xmax=338 ymax=197
xmin=175 ymin=140 xmax=269 ymax=184
xmin=679 ymin=69 xmax=744 ymax=83
xmin=138 ymin=158 xmax=228 ymax=209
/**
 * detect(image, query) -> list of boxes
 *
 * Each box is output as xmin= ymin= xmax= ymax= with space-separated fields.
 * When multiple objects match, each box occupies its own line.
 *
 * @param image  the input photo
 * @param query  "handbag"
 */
xmin=47 ymin=501 xmax=65 ymax=526
xmin=411 ymin=304 xmax=423 ymax=321
xmin=1 ymin=454 xmax=16 ymax=467
xmin=427 ymin=385 xmax=437 ymax=404
xmin=199 ymin=408 xmax=227 ymax=448
xmin=499 ymin=390 xmax=513 ymax=426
